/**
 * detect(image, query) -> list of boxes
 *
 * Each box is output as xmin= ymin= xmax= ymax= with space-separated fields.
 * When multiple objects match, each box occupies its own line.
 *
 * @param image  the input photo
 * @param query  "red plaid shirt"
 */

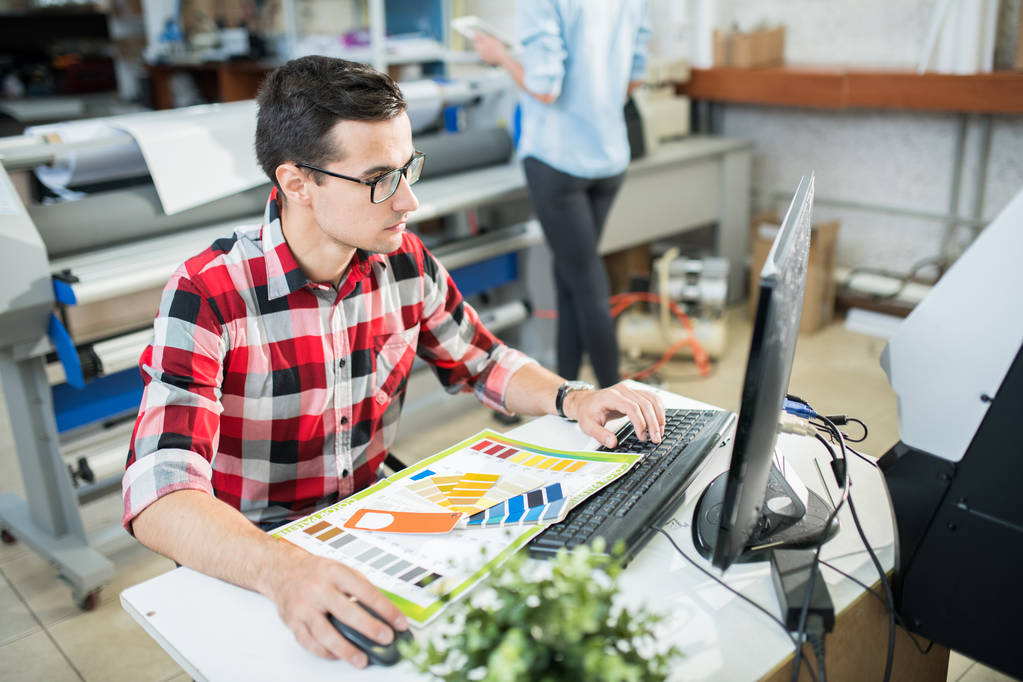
xmin=122 ymin=191 xmax=533 ymax=529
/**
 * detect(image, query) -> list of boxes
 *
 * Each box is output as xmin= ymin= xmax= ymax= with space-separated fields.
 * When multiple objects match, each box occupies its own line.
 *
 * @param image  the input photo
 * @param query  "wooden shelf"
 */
xmin=145 ymin=61 xmax=278 ymax=110
xmin=677 ymin=66 xmax=1023 ymax=114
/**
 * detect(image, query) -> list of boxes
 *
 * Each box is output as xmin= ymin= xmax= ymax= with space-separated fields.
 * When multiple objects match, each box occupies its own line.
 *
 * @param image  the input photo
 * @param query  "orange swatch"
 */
xmin=343 ymin=508 xmax=462 ymax=534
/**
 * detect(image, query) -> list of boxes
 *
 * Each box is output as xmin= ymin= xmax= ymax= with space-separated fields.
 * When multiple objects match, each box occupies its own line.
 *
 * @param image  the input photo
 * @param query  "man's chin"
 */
xmin=368 ymin=232 xmax=406 ymax=254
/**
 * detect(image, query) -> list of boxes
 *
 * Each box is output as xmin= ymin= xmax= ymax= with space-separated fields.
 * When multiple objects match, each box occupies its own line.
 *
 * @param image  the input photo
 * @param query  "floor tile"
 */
xmin=0 ymin=570 xmax=40 ymax=646
xmin=948 ymin=651 xmax=975 ymax=681
xmin=3 ymin=529 xmax=173 ymax=628
xmin=48 ymin=594 xmax=181 ymax=682
xmin=0 ymin=629 xmax=81 ymax=682
xmin=959 ymin=661 xmax=1019 ymax=682
xmin=0 ymin=531 xmax=32 ymax=567
xmin=45 ymin=541 xmax=179 ymax=682
xmin=1 ymin=550 xmax=81 ymax=627
xmin=160 ymin=672 xmax=193 ymax=682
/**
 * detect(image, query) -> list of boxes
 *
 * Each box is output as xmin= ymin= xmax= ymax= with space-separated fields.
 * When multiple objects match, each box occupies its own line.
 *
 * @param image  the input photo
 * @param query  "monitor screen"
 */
xmin=693 ymin=173 xmax=834 ymax=571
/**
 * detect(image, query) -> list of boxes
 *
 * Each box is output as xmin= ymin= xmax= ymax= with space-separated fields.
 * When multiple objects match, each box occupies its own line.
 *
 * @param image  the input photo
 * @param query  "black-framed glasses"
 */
xmin=296 ymin=151 xmax=426 ymax=204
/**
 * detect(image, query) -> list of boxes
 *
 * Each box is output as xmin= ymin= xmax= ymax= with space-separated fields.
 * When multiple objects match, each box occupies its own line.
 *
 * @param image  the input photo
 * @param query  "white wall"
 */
xmin=470 ymin=0 xmax=1023 ymax=273
xmin=715 ymin=0 xmax=1023 ymax=272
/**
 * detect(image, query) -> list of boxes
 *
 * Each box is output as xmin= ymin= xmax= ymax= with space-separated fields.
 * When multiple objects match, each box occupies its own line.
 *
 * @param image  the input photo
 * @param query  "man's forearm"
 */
xmin=502 ymin=364 xmax=664 ymax=448
xmin=131 ymin=489 xmax=304 ymax=599
xmin=502 ymin=361 xmax=564 ymax=417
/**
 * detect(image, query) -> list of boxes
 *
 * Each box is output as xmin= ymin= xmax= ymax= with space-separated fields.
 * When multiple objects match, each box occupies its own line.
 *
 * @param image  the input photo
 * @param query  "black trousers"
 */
xmin=523 ymin=157 xmax=625 ymax=387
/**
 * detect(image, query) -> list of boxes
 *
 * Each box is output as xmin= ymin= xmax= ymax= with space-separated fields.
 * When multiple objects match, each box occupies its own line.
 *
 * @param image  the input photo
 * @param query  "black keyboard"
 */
xmin=528 ymin=408 xmax=732 ymax=562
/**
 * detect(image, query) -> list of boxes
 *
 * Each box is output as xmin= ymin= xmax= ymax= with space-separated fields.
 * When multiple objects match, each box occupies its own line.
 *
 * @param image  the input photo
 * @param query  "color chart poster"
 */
xmin=273 ymin=430 xmax=640 ymax=626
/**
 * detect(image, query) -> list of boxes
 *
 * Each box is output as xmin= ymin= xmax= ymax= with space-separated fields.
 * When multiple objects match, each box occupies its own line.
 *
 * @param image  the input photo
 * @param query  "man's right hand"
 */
xmin=130 ymin=490 xmax=408 ymax=668
xmin=264 ymin=545 xmax=408 ymax=667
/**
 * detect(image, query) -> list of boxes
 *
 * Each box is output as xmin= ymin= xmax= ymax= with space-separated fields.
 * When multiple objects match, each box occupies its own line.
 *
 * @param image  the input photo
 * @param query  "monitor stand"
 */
xmin=691 ymin=463 xmax=839 ymax=564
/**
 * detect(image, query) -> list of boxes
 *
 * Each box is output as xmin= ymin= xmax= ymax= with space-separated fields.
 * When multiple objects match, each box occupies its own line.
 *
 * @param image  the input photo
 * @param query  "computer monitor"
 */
xmin=692 ymin=173 xmax=838 ymax=571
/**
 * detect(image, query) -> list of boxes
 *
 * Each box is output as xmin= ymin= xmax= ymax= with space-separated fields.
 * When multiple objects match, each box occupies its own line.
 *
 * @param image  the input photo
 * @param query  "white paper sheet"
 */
xmin=110 ymin=100 xmax=265 ymax=215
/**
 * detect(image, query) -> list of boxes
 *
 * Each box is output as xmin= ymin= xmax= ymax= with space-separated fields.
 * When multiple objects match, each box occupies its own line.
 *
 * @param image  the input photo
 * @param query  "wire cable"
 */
xmin=818 ymin=559 xmax=935 ymax=656
xmin=653 ymin=526 xmax=819 ymax=682
xmin=809 ymin=413 xmax=868 ymax=444
xmin=806 ymin=615 xmax=827 ymax=682
xmin=790 ymin=433 xmax=851 ymax=682
xmin=608 ymin=292 xmax=713 ymax=379
xmin=819 ymin=416 xmax=896 ymax=682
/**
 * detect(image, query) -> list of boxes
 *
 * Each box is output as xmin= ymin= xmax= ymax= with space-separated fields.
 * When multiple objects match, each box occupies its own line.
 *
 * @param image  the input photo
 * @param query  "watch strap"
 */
xmin=556 ymin=381 xmax=594 ymax=420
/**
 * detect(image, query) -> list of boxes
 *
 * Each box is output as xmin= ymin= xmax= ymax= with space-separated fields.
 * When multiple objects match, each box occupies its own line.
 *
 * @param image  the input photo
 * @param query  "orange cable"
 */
xmin=609 ymin=292 xmax=712 ymax=378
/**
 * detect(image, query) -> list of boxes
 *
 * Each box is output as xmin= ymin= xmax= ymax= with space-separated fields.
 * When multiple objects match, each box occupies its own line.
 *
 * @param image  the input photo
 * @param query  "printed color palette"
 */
xmin=464 ymin=483 xmax=567 ymax=528
xmin=275 ymin=428 xmax=642 ymax=626
xmin=406 ymin=471 xmax=543 ymax=514
xmin=302 ymin=520 xmax=446 ymax=592
xmin=472 ymin=438 xmax=588 ymax=473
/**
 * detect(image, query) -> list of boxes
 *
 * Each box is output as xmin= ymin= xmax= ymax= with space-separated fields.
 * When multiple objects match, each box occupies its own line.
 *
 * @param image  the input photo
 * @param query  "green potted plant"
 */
xmin=401 ymin=539 xmax=680 ymax=681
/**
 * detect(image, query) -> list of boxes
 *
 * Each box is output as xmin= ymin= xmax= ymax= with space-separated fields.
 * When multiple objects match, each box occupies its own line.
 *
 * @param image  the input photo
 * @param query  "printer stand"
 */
xmin=0 ymin=351 xmax=114 ymax=609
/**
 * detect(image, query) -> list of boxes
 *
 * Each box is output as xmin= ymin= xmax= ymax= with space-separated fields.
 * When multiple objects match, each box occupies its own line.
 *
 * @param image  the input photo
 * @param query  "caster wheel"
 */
xmin=0 ymin=529 xmax=15 ymax=544
xmin=74 ymin=589 xmax=101 ymax=611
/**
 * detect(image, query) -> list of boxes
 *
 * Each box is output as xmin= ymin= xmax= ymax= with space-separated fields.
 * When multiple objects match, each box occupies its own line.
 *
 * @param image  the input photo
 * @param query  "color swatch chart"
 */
xmin=275 ymin=429 xmax=641 ymax=626
xmin=406 ymin=468 xmax=543 ymax=514
xmin=301 ymin=520 xmax=444 ymax=590
xmin=464 ymin=483 xmax=567 ymax=528
xmin=471 ymin=438 xmax=590 ymax=473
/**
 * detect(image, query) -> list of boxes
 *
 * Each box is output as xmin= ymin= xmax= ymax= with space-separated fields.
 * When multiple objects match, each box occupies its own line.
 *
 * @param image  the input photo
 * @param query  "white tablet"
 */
xmin=452 ymin=15 xmax=519 ymax=50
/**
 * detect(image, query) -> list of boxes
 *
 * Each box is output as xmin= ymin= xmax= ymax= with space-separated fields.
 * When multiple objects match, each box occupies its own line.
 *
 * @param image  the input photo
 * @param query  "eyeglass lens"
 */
xmin=372 ymin=154 xmax=425 ymax=203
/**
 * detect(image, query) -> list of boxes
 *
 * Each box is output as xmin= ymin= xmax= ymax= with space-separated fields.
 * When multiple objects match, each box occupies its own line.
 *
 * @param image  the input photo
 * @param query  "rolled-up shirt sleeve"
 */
xmin=518 ymin=0 xmax=568 ymax=98
xmin=122 ymin=270 xmax=227 ymax=532
xmin=415 ymin=245 xmax=535 ymax=414
xmin=630 ymin=0 xmax=652 ymax=82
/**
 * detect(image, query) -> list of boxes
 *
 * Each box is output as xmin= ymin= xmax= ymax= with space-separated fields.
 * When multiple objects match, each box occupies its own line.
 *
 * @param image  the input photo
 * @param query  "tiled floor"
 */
xmin=0 ymin=307 xmax=1016 ymax=681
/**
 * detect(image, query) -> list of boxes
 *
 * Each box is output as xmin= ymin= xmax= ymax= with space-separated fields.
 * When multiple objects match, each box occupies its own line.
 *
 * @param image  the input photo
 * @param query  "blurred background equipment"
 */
xmin=613 ymin=247 xmax=727 ymax=379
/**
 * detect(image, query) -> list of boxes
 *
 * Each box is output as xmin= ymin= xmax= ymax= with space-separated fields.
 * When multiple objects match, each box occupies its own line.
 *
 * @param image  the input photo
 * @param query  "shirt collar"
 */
xmin=261 ymin=188 xmax=379 ymax=301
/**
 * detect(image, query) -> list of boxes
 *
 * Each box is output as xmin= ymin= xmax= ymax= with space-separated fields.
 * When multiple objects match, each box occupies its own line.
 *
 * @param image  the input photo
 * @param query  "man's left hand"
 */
xmin=563 ymin=382 xmax=666 ymax=449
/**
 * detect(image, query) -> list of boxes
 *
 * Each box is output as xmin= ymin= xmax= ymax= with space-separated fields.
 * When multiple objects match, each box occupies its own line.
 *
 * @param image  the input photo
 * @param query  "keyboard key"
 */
xmin=528 ymin=409 xmax=730 ymax=561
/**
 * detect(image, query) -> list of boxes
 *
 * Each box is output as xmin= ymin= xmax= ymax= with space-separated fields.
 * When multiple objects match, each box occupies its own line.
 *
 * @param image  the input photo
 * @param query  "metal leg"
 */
xmin=0 ymin=350 xmax=114 ymax=606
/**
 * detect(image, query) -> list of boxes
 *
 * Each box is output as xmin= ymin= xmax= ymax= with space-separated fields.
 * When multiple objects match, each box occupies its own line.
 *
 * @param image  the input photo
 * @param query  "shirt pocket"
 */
xmin=372 ymin=325 xmax=419 ymax=405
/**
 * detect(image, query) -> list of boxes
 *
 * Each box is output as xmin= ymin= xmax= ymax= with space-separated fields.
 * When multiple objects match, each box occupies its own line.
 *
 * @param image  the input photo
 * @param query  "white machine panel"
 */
xmin=882 ymin=187 xmax=1023 ymax=462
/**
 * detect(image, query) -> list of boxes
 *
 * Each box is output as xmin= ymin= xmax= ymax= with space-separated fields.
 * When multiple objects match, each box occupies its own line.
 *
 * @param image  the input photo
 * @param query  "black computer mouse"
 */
xmin=327 ymin=601 xmax=413 ymax=667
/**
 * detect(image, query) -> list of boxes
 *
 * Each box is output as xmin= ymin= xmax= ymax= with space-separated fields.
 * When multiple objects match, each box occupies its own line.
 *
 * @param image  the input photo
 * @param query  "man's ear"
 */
xmin=276 ymin=163 xmax=312 ymax=206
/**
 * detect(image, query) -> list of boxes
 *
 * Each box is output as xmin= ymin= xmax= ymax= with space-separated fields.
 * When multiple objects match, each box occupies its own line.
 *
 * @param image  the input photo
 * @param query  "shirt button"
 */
xmin=342 ymin=469 xmax=349 ymax=477
xmin=340 ymin=416 xmax=348 ymax=425
xmin=375 ymin=393 xmax=387 ymax=404
xmin=338 ymin=358 xmax=346 ymax=368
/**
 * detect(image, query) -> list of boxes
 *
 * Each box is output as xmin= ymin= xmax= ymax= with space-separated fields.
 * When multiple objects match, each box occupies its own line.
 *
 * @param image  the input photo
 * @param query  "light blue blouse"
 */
xmin=516 ymin=0 xmax=651 ymax=179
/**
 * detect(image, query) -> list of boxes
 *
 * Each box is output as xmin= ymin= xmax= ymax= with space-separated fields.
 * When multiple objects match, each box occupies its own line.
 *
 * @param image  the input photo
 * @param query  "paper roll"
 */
xmin=27 ymin=121 xmax=149 ymax=196
xmin=399 ymin=79 xmax=445 ymax=133
xmin=415 ymin=127 xmax=514 ymax=179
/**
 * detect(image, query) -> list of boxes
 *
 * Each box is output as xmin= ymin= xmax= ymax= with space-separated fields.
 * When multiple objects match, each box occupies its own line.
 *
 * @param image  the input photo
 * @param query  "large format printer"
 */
xmin=0 ymin=75 xmax=549 ymax=608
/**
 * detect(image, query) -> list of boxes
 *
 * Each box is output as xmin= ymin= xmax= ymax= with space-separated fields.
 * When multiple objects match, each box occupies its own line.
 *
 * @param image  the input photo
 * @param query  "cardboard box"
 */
xmin=603 ymin=245 xmax=652 ymax=295
xmin=749 ymin=213 xmax=839 ymax=334
xmin=714 ymin=26 xmax=785 ymax=68
xmin=1017 ymin=6 xmax=1023 ymax=70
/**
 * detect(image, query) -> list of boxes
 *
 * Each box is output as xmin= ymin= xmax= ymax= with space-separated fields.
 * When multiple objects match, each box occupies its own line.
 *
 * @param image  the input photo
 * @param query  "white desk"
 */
xmin=121 ymin=387 xmax=942 ymax=681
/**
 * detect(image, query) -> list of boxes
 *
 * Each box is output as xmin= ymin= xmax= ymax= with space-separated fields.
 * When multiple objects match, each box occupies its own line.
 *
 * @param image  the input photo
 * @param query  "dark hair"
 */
xmin=255 ymin=56 xmax=406 ymax=192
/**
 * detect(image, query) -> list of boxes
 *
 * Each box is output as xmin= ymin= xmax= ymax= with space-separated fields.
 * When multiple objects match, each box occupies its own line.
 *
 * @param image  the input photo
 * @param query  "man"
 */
xmin=123 ymin=56 xmax=664 ymax=669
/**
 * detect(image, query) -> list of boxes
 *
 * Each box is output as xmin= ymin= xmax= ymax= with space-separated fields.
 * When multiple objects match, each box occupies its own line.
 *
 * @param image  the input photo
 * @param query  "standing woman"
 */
xmin=473 ymin=0 xmax=651 ymax=388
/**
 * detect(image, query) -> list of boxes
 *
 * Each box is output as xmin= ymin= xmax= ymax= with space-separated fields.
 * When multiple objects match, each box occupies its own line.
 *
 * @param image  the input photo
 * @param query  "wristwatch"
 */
xmin=555 ymin=381 xmax=595 ymax=421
